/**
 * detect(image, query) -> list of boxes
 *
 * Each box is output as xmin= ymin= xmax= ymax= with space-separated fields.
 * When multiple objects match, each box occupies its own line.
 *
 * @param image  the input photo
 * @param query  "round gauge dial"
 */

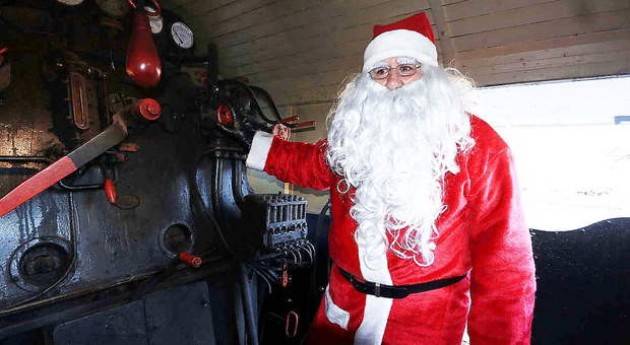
xmin=170 ymin=22 xmax=194 ymax=49
xmin=95 ymin=0 xmax=129 ymax=18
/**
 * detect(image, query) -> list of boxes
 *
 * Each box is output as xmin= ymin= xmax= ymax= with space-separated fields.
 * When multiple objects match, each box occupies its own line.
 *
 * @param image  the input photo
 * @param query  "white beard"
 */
xmin=326 ymin=65 xmax=475 ymax=268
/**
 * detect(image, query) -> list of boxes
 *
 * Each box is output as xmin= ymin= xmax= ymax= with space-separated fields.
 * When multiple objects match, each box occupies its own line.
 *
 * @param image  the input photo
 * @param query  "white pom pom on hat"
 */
xmin=362 ymin=12 xmax=439 ymax=72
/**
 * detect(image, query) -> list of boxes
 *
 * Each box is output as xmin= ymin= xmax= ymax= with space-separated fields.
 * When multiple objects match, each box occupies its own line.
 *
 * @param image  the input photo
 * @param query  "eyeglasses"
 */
xmin=368 ymin=64 xmax=422 ymax=80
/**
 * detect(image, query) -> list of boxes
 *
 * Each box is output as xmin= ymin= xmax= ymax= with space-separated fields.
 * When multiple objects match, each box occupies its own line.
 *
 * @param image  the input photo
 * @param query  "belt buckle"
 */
xmin=374 ymin=283 xmax=381 ymax=297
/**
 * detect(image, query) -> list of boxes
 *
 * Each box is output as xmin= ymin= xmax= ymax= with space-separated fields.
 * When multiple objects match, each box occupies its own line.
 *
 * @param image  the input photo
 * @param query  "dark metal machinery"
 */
xmin=0 ymin=2 xmax=321 ymax=344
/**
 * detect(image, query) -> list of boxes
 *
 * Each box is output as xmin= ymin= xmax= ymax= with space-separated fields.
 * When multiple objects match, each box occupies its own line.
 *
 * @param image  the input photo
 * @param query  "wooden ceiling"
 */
xmin=166 ymin=0 xmax=630 ymax=110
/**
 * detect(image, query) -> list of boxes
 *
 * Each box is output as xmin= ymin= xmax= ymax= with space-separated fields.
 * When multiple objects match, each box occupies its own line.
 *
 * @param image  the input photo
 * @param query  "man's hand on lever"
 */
xmin=272 ymin=124 xmax=291 ymax=141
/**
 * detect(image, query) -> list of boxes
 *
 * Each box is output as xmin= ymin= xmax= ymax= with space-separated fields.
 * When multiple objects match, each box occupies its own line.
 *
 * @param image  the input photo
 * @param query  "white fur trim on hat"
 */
xmin=362 ymin=29 xmax=438 ymax=72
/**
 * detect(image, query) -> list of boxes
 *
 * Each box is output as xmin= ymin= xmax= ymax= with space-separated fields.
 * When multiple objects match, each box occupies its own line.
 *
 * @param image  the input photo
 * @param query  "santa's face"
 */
xmin=326 ymin=61 xmax=474 ymax=267
xmin=369 ymin=57 xmax=422 ymax=90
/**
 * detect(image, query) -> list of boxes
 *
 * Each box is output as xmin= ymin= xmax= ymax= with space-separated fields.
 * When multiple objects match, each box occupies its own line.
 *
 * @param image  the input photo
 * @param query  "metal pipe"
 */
xmin=239 ymin=264 xmax=259 ymax=345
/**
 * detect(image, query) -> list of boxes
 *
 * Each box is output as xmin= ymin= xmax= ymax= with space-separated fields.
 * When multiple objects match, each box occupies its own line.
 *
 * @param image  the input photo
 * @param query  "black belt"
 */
xmin=339 ymin=268 xmax=466 ymax=299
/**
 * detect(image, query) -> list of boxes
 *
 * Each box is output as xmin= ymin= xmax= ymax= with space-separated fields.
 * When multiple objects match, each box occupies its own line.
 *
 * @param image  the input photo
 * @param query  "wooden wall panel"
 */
xmin=444 ymin=0 xmax=557 ymax=21
xmin=442 ymin=0 xmax=630 ymax=84
xmin=448 ymin=0 xmax=626 ymax=36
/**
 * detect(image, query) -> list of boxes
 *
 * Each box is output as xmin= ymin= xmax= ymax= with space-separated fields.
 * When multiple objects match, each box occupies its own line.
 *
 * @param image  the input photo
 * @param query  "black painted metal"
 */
xmin=531 ymin=218 xmax=630 ymax=345
xmin=0 ymin=118 xmax=219 ymax=317
xmin=52 ymin=281 xmax=216 ymax=345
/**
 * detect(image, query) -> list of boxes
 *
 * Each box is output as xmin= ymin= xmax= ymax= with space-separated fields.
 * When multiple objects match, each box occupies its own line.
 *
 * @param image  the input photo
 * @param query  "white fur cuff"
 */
xmin=245 ymin=131 xmax=274 ymax=171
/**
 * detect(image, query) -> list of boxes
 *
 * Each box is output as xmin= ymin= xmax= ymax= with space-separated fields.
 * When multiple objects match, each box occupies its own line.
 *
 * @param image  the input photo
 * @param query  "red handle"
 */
xmin=288 ymin=120 xmax=316 ymax=131
xmin=103 ymin=178 xmax=118 ymax=204
xmin=280 ymin=115 xmax=300 ymax=124
xmin=178 ymin=252 xmax=203 ymax=268
xmin=125 ymin=9 xmax=162 ymax=88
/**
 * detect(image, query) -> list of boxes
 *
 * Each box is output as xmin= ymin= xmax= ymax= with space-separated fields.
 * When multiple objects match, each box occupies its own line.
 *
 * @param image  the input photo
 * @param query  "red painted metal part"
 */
xmin=178 ymin=252 xmax=203 ymax=268
xmin=126 ymin=9 xmax=162 ymax=88
xmin=216 ymin=104 xmax=234 ymax=126
xmin=280 ymin=115 xmax=299 ymax=124
xmin=136 ymin=98 xmax=161 ymax=120
xmin=103 ymin=178 xmax=118 ymax=204
xmin=0 ymin=157 xmax=77 ymax=217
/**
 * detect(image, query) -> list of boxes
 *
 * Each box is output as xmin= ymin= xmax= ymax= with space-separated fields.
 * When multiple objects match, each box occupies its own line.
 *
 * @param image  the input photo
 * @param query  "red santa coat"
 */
xmin=246 ymin=116 xmax=536 ymax=345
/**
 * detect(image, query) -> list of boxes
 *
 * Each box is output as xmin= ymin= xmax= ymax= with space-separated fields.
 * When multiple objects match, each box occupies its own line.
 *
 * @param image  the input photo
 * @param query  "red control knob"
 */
xmin=136 ymin=98 xmax=161 ymax=121
xmin=178 ymin=252 xmax=202 ymax=268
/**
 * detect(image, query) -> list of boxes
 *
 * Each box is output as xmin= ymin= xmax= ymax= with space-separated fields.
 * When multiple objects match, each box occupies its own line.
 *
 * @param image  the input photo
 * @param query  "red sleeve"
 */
xmin=264 ymin=137 xmax=335 ymax=191
xmin=468 ymin=147 xmax=537 ymax=345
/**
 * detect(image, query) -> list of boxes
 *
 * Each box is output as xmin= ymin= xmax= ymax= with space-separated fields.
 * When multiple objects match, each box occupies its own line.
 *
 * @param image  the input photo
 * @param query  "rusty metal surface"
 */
xmin=0 ymin=53 xmax=63 ymax=199
xmin=0 ymin=54 xmax=62 ymax=158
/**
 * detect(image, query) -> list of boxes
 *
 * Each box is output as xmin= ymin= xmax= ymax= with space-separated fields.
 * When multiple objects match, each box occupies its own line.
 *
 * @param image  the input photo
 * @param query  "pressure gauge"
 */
xmin=170 ymin=22 xmax=194 ymax=49
xmin=56 ymin=0 xmax=84 ymax=5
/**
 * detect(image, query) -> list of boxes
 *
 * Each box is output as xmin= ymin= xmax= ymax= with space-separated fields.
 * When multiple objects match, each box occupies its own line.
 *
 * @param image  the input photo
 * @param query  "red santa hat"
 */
xmin=362 ymin=12 xmax=439 ymax=72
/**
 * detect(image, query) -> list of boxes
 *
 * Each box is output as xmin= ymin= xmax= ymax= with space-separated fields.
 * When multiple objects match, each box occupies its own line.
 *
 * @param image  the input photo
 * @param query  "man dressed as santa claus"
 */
xmin=245 ymin=12 xmax=536 ymax=345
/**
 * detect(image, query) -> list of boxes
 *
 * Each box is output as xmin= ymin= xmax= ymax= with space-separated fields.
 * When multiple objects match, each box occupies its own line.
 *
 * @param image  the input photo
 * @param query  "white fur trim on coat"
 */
xmin=245 ymin=131 xmax=274 ymax=171
xmin=353 ymin=245 xmax=394 ymax=344
xmin=324 ymin=285 xmax=350 ymax=330
xmin=363 ymin=29 xmax=438 ymax=72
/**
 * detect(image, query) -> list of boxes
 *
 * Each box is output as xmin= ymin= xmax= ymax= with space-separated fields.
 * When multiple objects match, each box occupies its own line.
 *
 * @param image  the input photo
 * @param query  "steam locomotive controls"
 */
xmin=0 ymin=3 xmax=319 ymax=344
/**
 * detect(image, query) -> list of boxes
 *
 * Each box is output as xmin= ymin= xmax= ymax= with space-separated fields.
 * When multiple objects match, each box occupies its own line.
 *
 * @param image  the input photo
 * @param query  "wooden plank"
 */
xmin=456 ymin=28 xmax=630 ymax=63
xmin=473 ymin=59 xmax=630 ymax=86
xmin=444 ymin=0 xmax=557 ymax=22
xmin=452 ymin=9 xmax=630 ymax=52
xmin=205 ymin=0 xmax=404 ymax=47
xmin=184 ymin=0 xmax=278 ymax=23
xmin=468 ymin=49 xmax=630 ymax=75
xmin=264 ymin=71 xmax=367 ymax=106
xmin=198 ymin=0 xmax=315 ymax=39
xmin=169 ymin=0 xmax=237 ymax=12
xmin=207 ymin=0 xmax=324 ymax=47
xmin=215 ymin=0 xmax=427 ymax=58
xmin=458 ymin=33 xmax=630 ymax=69
xmin=219 ymin=22 xmax=441 ymax=74
xmin=264 ymin=81 xmax=342 ymax=107
xmin=442 ymin=0 xmax=467 ymax=5
xmin=223 ymin=47 xmax=364 ymax=81
xmin=427 ymin=0 xmax=455 ymax=65
xmin=217 ymin=3 xmax=431 ymax=70
xmin=235 ymin=54 xmax=362 ymax=83
xmin=218 ymin=24 xmax=369 ymax=70
xmin=220 ymin=22 xmax=442 ymax=76
xmin=249 ymin=65 xmax=357 ymax=100
xmin=449 ymin=0 xmax=630 ymax=37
